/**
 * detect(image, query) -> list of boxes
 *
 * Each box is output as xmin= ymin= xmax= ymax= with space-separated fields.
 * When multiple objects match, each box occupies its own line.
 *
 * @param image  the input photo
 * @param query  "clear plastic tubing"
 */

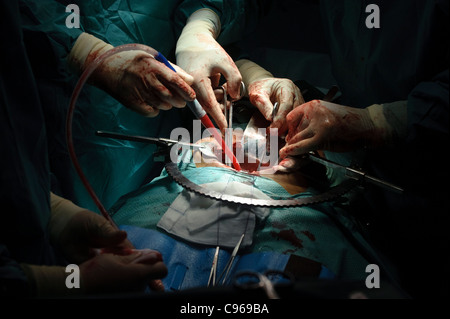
xmin=66 ymin=44 xmax=173 ymax=292
xmin=65 ymin=44 xmax=162 ymax=225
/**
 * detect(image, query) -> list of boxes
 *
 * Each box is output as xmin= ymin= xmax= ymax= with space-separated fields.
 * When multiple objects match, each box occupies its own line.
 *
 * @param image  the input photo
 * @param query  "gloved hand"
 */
xmin=279 ymin=100 xmax=407 ymax=158
xmin=176 ymin=9 xmax=243 ymax=131
xmin=49 ymin=193 xmax=129 ymax=264
xmin=68 ymin=32 xmax=196 ymax=117
xmin=236 ymin=59 xmax=304 ymax=136
xmin=20 ymin=251 xmax=167 ymax=297
xmin=42 ymin=193 xmax=167 ymax=296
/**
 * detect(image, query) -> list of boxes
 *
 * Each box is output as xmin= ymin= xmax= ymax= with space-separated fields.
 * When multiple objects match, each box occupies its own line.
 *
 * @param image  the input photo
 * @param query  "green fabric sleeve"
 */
xmin=19 ymin=0 xmax=83 ymax=80
xmin=19 ymin=0 xmax=83 ymax=53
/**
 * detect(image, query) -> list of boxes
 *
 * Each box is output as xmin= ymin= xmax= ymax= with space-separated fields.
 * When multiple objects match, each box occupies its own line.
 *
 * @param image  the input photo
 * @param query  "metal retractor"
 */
xmin=97 ymin=130 xmax=402 ymax=208
xmin=164 ymin=160 xmax=359 ymax=208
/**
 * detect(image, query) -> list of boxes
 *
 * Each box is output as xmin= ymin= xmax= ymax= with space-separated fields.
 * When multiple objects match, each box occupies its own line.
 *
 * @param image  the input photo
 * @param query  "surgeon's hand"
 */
xmin=176 ymin=9 xmax=243 ymax=132
xmin=20 ymin=251 xmax=167 ymax=297
xmin=91 ymin=51 xmax=196 ymax=117
xmin=279 ymin=100 xmax=407 ymax=158
xmin=48 ymin=193 xmax=166 ymax=292
xmin=49 ymin=193 xmax=139 ymax=264
xmin=248 ymin=78 xmax=304 ymax=135
xmin=79 ymin=251 xmax=167 ymax=295
xmin=68 ymin=32 xmax=196 ymax=117
xmin=56 ymin=210 xmax=131 ymax=264
xmin=236 ymin=59 xmax=304 ymax=136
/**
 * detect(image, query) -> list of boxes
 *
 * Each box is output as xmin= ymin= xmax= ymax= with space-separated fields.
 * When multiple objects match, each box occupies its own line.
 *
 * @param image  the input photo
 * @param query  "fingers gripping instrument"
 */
xmin=155 ymin=53 xmax=241 ymax=171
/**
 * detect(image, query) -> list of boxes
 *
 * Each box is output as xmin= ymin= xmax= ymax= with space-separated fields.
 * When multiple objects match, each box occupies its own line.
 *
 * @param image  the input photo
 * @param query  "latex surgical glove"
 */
xmin=49 ymin=193 xmax=130 ymax=264
xmin=279 ymin=100 xmax=407 ymax=158
xmin=68 ymin=32 xmax=196 ymax=117
xmin=176 ymin=9 xmax=243 ymax=131
xmin=236 ymin=59 xmax=304 ymax=136
xmin=20 ymin=251 xmax=166 ymax=297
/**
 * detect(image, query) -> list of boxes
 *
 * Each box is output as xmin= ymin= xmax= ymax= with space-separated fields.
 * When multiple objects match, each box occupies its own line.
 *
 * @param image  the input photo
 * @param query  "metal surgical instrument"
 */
xmin=307 ymin=151 xmax=404 ymax=194
xmin=207 ymin=246 xmax=220 ymax=287
xmin=272 ymin=102 xmax=279 ymax=120
xmin=95 ymin=130 xmax=205 ymax=149
xmin=221 ymin=86 xmax=233 ymax=166
xmin=218 ymin=233 xmax=245 ymax=285
xmin=220 ymin=82 xmax=246 ymax=166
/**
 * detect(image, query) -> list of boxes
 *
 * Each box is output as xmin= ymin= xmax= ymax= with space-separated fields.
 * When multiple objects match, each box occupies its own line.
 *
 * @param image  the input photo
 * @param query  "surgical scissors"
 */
xmin=233 ymin=269 xmax=295 ymax=299
xmin=208 ymin=225 xmax=246 ymax=287
xmin=217 ymin=233 xmax=245 ymax=285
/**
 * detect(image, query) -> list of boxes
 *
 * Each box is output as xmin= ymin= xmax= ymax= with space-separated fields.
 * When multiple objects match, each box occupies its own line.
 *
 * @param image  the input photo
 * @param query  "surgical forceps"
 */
xmin=218 ymin=233 xmax=245 ymax=285
xmin=220 ymin=82 xmax=246 ymax=128
xmin=221 ymin=82 xmax=245 ymax=166
xmin=208 ymin=233 xmax=245 ymax=287
xmin=207 ymin=246 xmax=220 ymax=287
xmin=221 ymin=86 xmax=232 ymax=166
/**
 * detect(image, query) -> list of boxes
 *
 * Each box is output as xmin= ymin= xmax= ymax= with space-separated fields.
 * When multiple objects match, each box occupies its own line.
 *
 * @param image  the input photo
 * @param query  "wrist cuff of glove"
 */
xmin=176 ymin=9 xmax=221 ymax=56
xmin=20 ymin=264 xmax=83 ymax=297
xmin=49 ymin=192 xmax=86 ymax=246
xmin=236 ymin=59 xmax=274 ymax=91
xmin=68 ymin=32 xmax=114 ymax=74
xmin=186 ymin=8 xmax=221 ymax=38
xmin=367 ymin=102 xmax=407 ymax=147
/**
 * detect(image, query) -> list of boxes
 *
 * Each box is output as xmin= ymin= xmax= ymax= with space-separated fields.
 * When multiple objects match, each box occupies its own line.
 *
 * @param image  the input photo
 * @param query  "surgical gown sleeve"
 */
xmin=367 ymin=68 xmax=450 ymax=211
xmin=1 ymin=0 xmax=60 ymax=297
xmin=319 ymin=0 xmax=449 ymax=108
xmin=19 ymin=0 xmax=83 ymax=75
xmin=17 ymin=0 xmax=198 ymax=211
xmin=405 ymin=69 xmax=449 ymax=191
xmin=173 ymin=0 xmax=264 ymax=46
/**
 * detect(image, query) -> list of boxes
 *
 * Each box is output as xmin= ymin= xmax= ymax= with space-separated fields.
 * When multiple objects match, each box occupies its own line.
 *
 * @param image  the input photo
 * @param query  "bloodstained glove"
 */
xmin=176 ymin=9 xmax=243 ymax=132
xmin=236 ymin=59 xmax=304 ymax=136
xmin=280 ymin=100 xmax=407 ymax=158
xmin=68 ymin=32 xmax=196 ymax=117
